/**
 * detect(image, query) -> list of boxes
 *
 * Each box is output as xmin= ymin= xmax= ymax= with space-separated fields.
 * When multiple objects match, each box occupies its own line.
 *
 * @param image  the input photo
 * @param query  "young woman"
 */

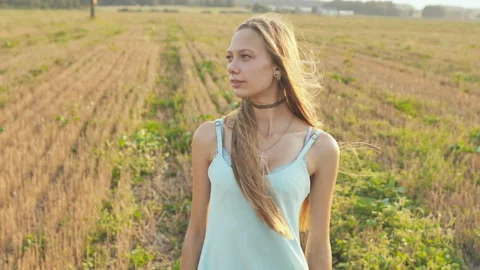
xmin=181 ymin=13 xmax=340 ymax=270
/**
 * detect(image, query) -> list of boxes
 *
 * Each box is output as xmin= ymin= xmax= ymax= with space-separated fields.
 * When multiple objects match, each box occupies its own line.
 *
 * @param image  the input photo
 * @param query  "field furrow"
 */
xmin=0 ymin=48 xmax=132 ymax=207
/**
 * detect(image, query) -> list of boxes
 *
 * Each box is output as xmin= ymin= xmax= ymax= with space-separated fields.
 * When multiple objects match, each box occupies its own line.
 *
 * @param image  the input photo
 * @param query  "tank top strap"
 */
xmin=304 ymin=126 xmax=312 ymax=144
xmin=297 ymin=128 xmax=321 ymax=160
xmin=214 ymin=118 xmax=224 ymax=154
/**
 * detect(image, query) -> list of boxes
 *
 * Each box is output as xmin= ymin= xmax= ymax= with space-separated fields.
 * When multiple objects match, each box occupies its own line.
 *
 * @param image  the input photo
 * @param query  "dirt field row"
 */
xmin=1 ymin=16 xmax=161 ymax=267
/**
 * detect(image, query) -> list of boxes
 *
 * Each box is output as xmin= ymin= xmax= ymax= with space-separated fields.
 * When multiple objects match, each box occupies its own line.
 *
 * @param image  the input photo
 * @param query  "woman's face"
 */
xmin=226 ymin=28 xmax=278 ymax=99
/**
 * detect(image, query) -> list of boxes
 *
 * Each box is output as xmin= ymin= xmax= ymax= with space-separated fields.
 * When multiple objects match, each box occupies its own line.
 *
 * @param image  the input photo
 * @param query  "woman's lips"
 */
xmin=231 ymin=80 xmax=244 ymax=88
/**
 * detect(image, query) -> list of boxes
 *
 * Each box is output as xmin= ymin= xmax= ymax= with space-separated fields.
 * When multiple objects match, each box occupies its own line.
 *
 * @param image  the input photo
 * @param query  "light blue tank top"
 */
xmin=198 ymin=117 xmax=321 ymax=270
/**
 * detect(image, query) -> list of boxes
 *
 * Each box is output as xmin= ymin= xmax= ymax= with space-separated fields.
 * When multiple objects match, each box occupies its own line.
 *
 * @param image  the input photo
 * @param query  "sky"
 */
xmin=380 ymin=0 xmax=480 ymax=9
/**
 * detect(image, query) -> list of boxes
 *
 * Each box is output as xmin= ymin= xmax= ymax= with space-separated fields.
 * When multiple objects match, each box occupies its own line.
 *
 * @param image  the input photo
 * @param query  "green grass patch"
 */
xmin=422 ymin=114 xmax=441 ymax=126
xmin=145 ymin=92 xmax=184 ymax=113
xmin=53 ymin=57 xmax=73 ymax=68
xmin=129 ymin=244 xmax=154 ymax=268
xmin=385 ymin=96 xmax=421 ymax=117
xmin=448 ymin=128 xmax=480 ymax=154
xmin=51 ymin=30 xmax=68 ymax=43
xmin=451 ymin=71 xmax=480 ymax=84
xmin=117 ymin=127 xmax=164 ymax=181
xmin=0 ymin=85 xmax=9 ymax=109
xmin=2 ymin=39 xmax=17 ymax=49
xmin=71 ymin=27 xmax=88 ymax=40
xmin=331 ymin=34 xmax=354 ymax=45
xmin=29 ymin=64 xmax=49 ymax=77
xmin=195 ymin=60 xmax=214 ymax=83
xmin=468 ymin=127 xmax=480 ymax=145
xmin=50 ymin=27 xmax=88 ymax=43
xmin=21 ymin=232 xmax=47 ymax=260
xmin=329 ymin=72 xmax=356 ymax=85
xmin=331 ymin=149 xmax=467 ymax=268
xmin=156 ymin=193 xmax=191 ymax=257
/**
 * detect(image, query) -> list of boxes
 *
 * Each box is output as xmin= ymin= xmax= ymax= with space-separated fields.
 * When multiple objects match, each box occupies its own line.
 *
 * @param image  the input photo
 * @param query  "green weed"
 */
xmin=385 ymin=96 xmax=421 ymax=117
xmin=29 ymin=64 xmax=50 ymax=77
xmin=195 ymin=60 xmax=214 ymax=83
xmin=21 ymin=232 xmax=47 ymax=260
xmin=3 ymin=40 xmax=15 ymax=48
xmin=129 ymin=244 xmax=154 ymax=268
xmin=330 ymin=72 xmax=356 ymax=85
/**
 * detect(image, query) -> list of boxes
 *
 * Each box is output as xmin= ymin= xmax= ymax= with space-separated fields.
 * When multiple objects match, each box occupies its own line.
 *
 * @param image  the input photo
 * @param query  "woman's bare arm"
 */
xmin=305 ymin=132 xmax=340 ymax=270
xmin=180 ymin=121 xmax=215 ymax=270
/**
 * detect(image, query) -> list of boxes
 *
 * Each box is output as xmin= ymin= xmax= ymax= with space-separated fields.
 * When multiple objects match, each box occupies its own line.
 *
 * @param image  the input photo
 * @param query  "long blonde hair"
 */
xmin=224 ymin=13 xmax=324 ymax=248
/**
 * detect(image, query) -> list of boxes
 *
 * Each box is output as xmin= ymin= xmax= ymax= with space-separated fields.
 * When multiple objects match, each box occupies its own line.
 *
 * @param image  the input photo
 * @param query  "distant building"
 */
xmin=266 ymin=5 xmax=312 ymax=13
xmin=266 ymin=4 xmax=353 ymax=15
xmin=297 ymin=6 xmax=313 ymax=13
xmin=315 ymin=7 xmax=354 ymax=16
xmin=266 ymin=5 xmax=277 ymax=11
xmin=276 ymin=5 xmax=295 ymax=12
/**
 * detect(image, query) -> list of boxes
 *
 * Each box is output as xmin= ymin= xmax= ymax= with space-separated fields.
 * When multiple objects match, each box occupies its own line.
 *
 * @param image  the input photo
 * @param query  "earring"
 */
xmin=274 ymin=73 xmax=281 ymax=81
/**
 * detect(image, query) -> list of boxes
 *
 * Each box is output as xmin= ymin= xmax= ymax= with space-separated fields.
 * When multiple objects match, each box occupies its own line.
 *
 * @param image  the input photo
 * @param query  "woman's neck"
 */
xmin=252 ymin=102 xmax=294 ymax=138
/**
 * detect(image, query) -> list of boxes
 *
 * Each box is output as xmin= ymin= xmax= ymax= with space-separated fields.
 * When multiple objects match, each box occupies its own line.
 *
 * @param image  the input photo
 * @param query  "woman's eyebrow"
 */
xmin=226 ymin=49 xmax=255 ymax=54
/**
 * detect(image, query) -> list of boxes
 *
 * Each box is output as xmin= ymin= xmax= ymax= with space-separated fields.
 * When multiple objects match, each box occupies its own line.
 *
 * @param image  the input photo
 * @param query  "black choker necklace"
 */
xmin=249 ymin=96 xmax=287 ymax=109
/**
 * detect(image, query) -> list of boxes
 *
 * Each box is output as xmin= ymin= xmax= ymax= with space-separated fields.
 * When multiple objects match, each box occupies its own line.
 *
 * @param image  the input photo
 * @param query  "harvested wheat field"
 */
xmin=0 ymin=7 xmax=479 ymax=270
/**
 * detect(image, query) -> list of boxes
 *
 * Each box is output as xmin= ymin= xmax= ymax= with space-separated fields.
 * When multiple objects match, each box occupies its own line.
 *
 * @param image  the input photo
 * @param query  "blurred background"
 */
xmin=0 ymin=0 xmax=479 ymax=269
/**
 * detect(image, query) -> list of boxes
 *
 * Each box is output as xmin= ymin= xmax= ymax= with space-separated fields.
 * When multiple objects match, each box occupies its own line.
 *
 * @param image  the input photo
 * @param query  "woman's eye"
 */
xmin=225 ymin=55 xmax=250 ymax=61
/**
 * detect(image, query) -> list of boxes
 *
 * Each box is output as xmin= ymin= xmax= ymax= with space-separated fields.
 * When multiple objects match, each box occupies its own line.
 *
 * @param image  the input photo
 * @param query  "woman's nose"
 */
xmin=227 ymin=61 xmax=239 ymax=74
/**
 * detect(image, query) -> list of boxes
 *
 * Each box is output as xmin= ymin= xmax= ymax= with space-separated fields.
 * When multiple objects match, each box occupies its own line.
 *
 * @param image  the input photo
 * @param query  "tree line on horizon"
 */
xmin=0 ymin=0 xmax=235 ymax=8
xmin=0 ymin=0 xmax=477 ymax=19
xmin=321 ymin=1 xmax=477 ymax=18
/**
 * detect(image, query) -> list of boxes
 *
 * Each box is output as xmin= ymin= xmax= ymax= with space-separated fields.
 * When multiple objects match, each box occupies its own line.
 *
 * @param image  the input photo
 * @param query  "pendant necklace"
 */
xmin=257 ymin=114 xmax=294 ymax=170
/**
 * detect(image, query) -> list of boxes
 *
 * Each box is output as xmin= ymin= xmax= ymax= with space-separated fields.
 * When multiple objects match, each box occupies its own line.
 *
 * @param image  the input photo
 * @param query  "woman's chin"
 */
xmin=233 ymin=88 xmax=248 ymax=98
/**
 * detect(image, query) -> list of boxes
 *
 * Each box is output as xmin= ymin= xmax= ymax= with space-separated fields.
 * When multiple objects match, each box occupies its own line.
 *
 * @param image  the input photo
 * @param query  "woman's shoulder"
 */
xmin=192 ymin=117 xmax=232 ymax=161
xmin=192 ymin=120 xmax=218 ymax=159
xmin=310 ymin=128 xmax=340 ymax=158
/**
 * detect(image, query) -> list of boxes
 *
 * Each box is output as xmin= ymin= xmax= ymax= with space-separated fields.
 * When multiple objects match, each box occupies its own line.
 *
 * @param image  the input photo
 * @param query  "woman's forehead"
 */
xmin=227 ymin=29 xmax=265 ymax=53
